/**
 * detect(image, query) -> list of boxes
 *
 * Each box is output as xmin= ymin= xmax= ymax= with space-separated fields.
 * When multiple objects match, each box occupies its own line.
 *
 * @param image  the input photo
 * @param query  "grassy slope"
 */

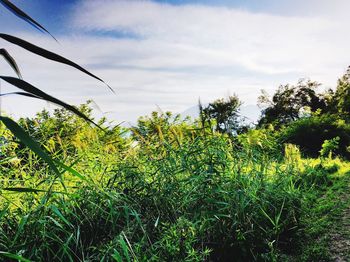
xmin=283 ymin=160 xmax=350 ymax=261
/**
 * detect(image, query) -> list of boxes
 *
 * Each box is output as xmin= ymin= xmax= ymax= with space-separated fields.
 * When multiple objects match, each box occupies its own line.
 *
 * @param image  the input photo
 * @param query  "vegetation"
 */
xmin=0 ymin=90 xmax=350 ymax=261
xmin=0 ymin=0 xmax=111 ymax=178
xmin=257 ymin=79 xmax=329 ymax=127
xmin=200 ymin=95 xmax=242 ymax=135
xmin=0 ymin=1 xmax=349 ymax=261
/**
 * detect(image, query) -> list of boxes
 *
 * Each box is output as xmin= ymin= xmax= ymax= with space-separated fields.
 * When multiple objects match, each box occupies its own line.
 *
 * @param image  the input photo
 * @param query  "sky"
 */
xmin=0 ymin=0 xmax=350 ymax=125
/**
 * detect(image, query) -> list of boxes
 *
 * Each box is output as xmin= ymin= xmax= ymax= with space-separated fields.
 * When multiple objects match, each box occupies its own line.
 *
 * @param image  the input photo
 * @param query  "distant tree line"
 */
xmin=200 ymin=67 xmax=350 ymax=159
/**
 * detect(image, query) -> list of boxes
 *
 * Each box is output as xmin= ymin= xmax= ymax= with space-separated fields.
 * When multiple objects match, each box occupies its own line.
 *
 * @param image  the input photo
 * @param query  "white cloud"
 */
xmin=1 ymin=0 xmax=350 ymax=123
xmin=72 ymin=0 xmax=350 ymax=83
xmin=72 ymin=0 xmax=349 ymax=75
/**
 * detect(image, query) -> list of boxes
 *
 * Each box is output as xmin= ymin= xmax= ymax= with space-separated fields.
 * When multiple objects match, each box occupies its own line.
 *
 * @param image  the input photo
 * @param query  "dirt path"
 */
xmin=329 ymin=176 xmax=350 ymax=262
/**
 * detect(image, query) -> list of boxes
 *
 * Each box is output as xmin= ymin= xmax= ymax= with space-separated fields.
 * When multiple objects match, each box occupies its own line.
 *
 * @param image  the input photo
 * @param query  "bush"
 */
xmin=279 ymin=114 xmax=350 ymax=159
xmin=320 ymin=136 xmax=340 ymax=158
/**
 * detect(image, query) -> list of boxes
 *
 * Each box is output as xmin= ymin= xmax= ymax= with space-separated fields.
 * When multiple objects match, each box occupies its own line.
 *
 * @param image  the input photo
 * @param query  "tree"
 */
xmin=201 ymin=95 xmax=242 ymax=135
xmin=258 ymin=79 xmax=327 ymax=127
xmin=330 ymin=66 xmax=350 ymax=116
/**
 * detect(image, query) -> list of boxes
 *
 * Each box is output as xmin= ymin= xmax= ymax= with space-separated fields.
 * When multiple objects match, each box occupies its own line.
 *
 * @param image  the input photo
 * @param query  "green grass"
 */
xmin=0 ymin=107 xmax=349 ymax=261
xmin=280 ymin=160 xmax=350 ymax=261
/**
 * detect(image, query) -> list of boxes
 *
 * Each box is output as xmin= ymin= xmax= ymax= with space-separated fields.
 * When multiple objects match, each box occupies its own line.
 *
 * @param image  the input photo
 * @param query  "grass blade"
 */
xmin=0 ymin=205 xmax=9 ymax=221
xmin=112 ymin=250 xmax=123 ymax=262
xmin=119 ymin=236 xmax=131 ymax=262
xmin=0 ymin=91 xmax=41 ymax=99
xmin=3 ymin=187 xmax=47 ymax=193
xmin=55 ymin=160 xmax=87 ymax=181
xmin=50 ymin=205 xmax=72 ymax=227
xmin=0 ymin=34 xmax=113 ymax=92
xmin=0 ymin=0 xmax=56 ymax=41
xmin=0 ymin=48 xmax=22 ymax=78
xmin=0 ymin=251 xmax=31 ymax=262
xmin=13 ymin=214 xmax=29 ymax=243
xmin=0 ymin=76 xmax=102 ymax=129
xmin=0 ymin=116 xmax=60 ymax=175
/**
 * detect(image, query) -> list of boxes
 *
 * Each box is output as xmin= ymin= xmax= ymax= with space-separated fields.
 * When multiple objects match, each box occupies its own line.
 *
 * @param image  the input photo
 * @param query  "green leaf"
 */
xmin=0 ymin=116 xmax=60 ymax=175
xmin=0 ymin=76 xmax=102 ymax=129
xmin=0 ymin=204 xmax=9 ymax=220
xmin=13 ymin=214 xmax=29 ymax=243
xmin=46 ymin=216 xmax=64 ymax=229
xmin=0 ymin=251 xmax=31 ymax=262
xmin=0 ymin=48 xmax=22 ymax=78
xmin=112 ymin=249 xmax=123 ymax=262
xmin=0 ymin=156 xmax=17 ymax=165
xmin=119 ymin=236 xmax=131 ymax=262
xmin=0 ymin=34 xmax=113 ymax=92
xmin=50 ymin=205 xmax=71 ymax=227
xmin=55 ymin=160 xmax=87 ymax=181
xmin=3 ymin=187 xmax=47 ymax=193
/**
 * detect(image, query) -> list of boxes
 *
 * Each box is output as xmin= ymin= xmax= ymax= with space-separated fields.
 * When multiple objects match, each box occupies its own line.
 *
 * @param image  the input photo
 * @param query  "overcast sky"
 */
xmin=0 ymin=0 xmax=349 ymax=124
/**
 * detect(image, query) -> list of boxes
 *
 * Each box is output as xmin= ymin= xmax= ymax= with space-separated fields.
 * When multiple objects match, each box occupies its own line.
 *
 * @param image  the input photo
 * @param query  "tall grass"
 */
xmin=0 ymin=107 xmax=338 ymax=261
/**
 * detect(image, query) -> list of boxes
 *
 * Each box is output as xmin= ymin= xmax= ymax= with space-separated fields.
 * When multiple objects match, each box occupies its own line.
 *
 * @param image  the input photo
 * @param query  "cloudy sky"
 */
xmin=0 ymin=0 xmax=349 ymax=124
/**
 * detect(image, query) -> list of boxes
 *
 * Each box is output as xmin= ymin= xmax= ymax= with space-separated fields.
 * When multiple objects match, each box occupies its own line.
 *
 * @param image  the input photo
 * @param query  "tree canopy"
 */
xmin=201 ymin=95 xmax=242 ymax=135
xmin=258 ymin=79 xmax=329 ymax=127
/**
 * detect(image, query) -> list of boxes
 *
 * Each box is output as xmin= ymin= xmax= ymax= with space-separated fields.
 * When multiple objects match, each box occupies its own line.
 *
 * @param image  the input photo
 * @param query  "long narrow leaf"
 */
xmin=13 ymin=214 xmax=29 ymax=243
xmin=3 ymin=187 xmax=47 ymax=193
xmin=0 ymin=48 xmax=22 ymax=78
xmin=0 ymin=76 xmax=102 ymax=129
xmin=55 ymin=160 xmax=87 ymax=181
xmin=0 ymin=91 xmax=40 ymax=99
xmin=0 ymin=34 xmax=114 ymax=92
xmin=0 ymin=204 xmax=9 ymax=220
xmin=0 ymin=116 xmax=60 ymax=175
xmin=50 ymin=205 xmax=72 ymax=227
xmin=3 ymin=187 xmax=67 ymax=195
xmin=0 ymin=251 xmax=31 ymax=262
xmin=0 ymin=0 xmax=56 ymax=41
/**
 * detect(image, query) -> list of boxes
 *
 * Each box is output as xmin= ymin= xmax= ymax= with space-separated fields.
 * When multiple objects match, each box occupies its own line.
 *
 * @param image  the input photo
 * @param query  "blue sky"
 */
xmin=0 ymin=0 xmax=76 ymax=34
xmin=1 ymin=0 xmax=350 ymax=124
xmin=0 ymin=0 xmax=300 ymax=34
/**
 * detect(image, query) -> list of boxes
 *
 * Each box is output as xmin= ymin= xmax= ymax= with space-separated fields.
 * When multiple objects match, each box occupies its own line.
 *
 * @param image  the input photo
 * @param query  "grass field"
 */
xmin=0 ymin=108 xmax=349 ymax=261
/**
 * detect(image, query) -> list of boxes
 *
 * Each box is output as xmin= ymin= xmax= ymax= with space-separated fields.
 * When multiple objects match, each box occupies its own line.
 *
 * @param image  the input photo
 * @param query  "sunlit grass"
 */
xmin=0 ymin=108 xmax=348 ymax=261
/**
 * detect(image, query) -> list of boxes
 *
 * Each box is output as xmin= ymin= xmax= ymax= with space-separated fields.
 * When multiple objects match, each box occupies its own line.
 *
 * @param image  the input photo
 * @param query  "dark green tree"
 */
xmin=258 ymin=79 xmax=327 ymax=127
xmin=330 ymin=66 xmax=350 ymax=116
xmin=202 ymin=95 xmax=242 ymax=135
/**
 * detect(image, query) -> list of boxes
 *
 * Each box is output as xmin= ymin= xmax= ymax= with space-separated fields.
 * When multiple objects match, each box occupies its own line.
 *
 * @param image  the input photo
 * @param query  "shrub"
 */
xmin=319 ymin=136 xmax=340 ymax=159
xmin=279 ymin=114 xmax=350 ymax=159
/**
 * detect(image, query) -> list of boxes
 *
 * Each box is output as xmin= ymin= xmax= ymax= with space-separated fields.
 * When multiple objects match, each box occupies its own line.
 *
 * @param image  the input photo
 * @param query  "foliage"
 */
xmin=0 ymin=105 xmax=345 ymax=261
xmin=1 ymin=2 xmax=349 ymax=261
xmin=284 ymin=162 xmax=350 ymax=262
xmin=0 ymin=0 xmax=111 ymax=176
xmin=236 ymin=126 xmax=281 ymax=159
xmin=258 ymin=79 xmax=328 ymax=127
xmin=320 ymin=136 xmax=340 ymax=159
xmin=330 ymin=66 xmax=350 ymax=116
xmin=131 ymin=111 xmax=195 ymax=145
xmin=278 ymin=114 xmax=350 ymax=159
xmin=201 ymin=95 xmax=242 ymax=135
